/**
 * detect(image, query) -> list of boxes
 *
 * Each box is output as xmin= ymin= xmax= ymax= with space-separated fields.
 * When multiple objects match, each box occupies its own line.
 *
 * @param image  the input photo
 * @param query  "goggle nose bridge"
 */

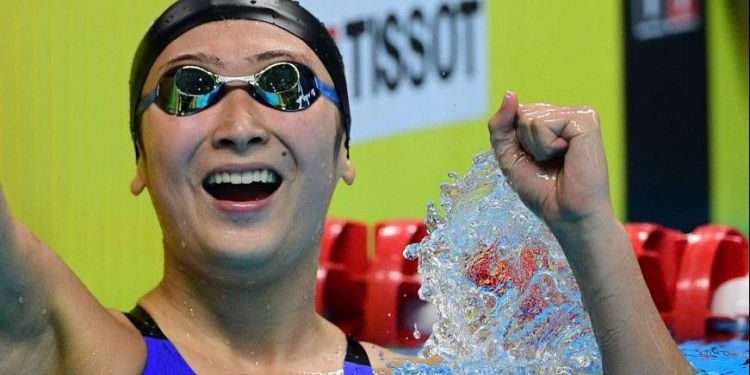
xmin=182 ymin=63 xmax=300 ymax=93
xmin=177 ymin=67 xmax=261 ymax=94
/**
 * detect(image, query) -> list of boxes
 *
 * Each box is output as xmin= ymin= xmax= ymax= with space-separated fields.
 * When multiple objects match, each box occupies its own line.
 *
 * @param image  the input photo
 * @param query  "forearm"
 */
xmin=550 ymin=213 xmax=694 ymax=375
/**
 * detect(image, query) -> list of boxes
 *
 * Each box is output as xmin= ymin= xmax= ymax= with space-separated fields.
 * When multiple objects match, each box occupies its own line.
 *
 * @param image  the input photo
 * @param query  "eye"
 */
xmin=257 ymin=63 xmax=300 ymax=93
xmin=174 ymin=67 xmax=216 ymax=95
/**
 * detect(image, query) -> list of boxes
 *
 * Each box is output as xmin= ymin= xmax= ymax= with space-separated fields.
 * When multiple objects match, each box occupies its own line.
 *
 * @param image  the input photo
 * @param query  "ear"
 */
xmin=336 ymin=141 xmax=355 ymax=186
xmin=130 ymin=156 xmax=147 ymax=196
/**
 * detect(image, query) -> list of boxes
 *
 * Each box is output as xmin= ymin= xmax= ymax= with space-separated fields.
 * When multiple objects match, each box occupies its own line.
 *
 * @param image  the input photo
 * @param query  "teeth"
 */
xmin=207 ymin=169 xmax=279 ymax=185
xmin=242 ymin=171 xmax=252 ymax=184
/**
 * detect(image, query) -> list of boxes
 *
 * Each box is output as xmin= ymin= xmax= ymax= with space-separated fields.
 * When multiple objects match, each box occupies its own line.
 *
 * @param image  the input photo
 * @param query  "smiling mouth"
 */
xmin=202 ymin=169 xmax=283 ymax=202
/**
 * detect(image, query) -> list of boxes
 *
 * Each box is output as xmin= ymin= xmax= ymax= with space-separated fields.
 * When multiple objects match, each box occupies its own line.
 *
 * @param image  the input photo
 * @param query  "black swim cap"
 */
xmin=129 ymin=0 xmax=351 ymax=160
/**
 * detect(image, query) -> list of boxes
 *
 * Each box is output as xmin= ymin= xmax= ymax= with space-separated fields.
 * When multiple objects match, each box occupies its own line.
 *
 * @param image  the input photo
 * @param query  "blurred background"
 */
xmin=0 ymin=0 xmax=747 ymax=311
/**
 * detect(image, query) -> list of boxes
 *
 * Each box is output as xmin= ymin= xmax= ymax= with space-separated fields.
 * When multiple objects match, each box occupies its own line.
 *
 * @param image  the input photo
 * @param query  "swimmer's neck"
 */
xmin=136 ymin=246 xmax=344 ymax=369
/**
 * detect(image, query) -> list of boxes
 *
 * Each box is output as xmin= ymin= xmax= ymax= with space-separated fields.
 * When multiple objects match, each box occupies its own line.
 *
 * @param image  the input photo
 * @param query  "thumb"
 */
xmin=488 ymin=91 xmax=521 ymax=174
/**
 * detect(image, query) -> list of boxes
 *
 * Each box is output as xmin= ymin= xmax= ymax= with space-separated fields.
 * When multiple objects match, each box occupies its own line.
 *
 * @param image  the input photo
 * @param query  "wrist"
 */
xmin=547 ymin=206 xmax=620 ymax=250
xmin=546 ymin=209 xmax=639 ymax=289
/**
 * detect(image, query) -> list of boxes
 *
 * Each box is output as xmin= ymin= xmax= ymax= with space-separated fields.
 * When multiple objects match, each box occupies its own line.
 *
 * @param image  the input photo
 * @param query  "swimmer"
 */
xmin=0 ymin=0 xmax=693 ymax=374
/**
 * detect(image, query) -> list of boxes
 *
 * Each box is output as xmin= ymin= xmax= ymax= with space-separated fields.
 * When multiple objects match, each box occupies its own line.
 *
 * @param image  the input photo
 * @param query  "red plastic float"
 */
xmin=625 ymin=223 xmax=687 ymax=326
xmin=672 ymin=225 xmax=749 ymax=341
xmin=316 ymin=219 xmax=369 ymax=336
xmin=361 ymin=220 xmax=430 ymax=347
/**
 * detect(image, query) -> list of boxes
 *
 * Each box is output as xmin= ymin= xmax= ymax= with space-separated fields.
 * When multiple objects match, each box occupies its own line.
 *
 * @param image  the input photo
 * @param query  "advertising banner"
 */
xmin=303 ymin=0 xmax=488 ymax=142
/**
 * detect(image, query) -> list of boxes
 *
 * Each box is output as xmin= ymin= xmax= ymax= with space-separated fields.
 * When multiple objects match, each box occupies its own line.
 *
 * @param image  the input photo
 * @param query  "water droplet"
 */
xmin=535 ymin=172 xmax=556 ymax=181
xmin=412 ymin=323 xmax=422 ymax=339
xmin=386 ymin=313 xmax=392 ymax=318
xmin=403 ymin=244 xmax=419 ymax=260
xmin=448 ymin=171 xmax=458 ymax=180
xmin=17 ymin=296 xmax=23 ymax=304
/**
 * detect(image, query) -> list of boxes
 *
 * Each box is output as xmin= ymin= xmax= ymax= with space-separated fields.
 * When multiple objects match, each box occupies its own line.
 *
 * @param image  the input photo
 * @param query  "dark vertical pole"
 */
xmin=624 ymin=0 xmax=709 ymax=231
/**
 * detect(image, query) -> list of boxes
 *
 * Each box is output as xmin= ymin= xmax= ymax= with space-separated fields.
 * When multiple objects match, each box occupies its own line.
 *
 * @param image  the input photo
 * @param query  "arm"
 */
xmin=488 ymin=92 xmax=693 ymax=374
xmin=0 ymin=185 xmax=144 ymax=374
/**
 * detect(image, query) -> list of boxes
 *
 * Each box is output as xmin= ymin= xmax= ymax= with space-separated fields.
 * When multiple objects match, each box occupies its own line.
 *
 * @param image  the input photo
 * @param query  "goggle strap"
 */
xmin=315 ymin=78 xmax=341 ymax=109
xmin=136 ymin=88 xmax=159 ymax=117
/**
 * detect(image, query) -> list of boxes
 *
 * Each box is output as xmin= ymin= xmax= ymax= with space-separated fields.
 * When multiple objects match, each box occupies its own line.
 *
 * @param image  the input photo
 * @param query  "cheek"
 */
xmin=285 ymin=113 xmax=338 ymax=176
xmin=141 ymin=113 xmax=207 ymax=174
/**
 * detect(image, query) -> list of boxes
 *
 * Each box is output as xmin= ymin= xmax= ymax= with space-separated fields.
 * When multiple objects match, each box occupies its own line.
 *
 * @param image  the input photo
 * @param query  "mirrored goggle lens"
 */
xmin=253 ymin=63 xmax=319 ymax=111
xmin=257 ymin=63 xmax=300 ymax=93
xmin=156 ymin=74 xmax=219 ymax=116
xmin=174 ymin=67 xmax=217 ymax=95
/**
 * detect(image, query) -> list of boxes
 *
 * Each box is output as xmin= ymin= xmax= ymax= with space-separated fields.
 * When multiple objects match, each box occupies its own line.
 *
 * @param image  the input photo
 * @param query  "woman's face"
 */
xmin=132 ymin=20 xmax=354 ymax=280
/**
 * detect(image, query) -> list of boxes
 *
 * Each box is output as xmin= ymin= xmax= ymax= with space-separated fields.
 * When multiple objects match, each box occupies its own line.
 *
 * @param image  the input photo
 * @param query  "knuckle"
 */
xmin=579 ymin=106 xmax=600 ymax=123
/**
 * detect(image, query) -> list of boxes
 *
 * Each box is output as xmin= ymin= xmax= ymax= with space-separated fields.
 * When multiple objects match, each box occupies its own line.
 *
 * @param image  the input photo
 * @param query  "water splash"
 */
xmin=396 ymin=151 xmax=602 ymax=374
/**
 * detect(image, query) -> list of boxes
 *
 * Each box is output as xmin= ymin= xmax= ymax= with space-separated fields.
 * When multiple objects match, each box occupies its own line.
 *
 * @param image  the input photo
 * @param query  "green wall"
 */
xmin=707 ymin=0 xmax=749 ymax=235
xmin=0 ymin=1 xmax=745 ymax=310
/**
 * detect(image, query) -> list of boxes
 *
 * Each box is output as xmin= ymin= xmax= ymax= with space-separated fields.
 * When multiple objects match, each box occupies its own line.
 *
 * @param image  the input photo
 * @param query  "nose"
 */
xmin=211 ymin=88 xmax=269 ymax=153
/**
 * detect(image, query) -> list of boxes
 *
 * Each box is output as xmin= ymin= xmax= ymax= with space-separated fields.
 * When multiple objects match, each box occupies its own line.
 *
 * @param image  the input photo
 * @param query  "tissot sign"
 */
xmin=303 ymin=0 xmax=487 ymax=142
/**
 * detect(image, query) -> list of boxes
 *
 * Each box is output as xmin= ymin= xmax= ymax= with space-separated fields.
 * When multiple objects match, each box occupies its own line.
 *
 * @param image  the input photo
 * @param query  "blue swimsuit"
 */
xmin=124 ymin=306 xmax=374 ymax=375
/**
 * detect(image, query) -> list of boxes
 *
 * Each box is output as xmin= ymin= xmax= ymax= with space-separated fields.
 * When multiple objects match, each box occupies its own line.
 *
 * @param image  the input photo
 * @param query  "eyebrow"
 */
xmin=248 ymin=50 xmax=313 ymax=66
xmin=161 ymin=52 xmax=225 ymax=72
xmin=159 ymin=49 xmax=314 ymax=74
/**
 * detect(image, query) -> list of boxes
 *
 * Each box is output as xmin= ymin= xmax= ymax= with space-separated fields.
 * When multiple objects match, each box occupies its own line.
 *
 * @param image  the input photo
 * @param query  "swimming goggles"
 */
xmin=135 ymin=61 xmax=341 ymax=117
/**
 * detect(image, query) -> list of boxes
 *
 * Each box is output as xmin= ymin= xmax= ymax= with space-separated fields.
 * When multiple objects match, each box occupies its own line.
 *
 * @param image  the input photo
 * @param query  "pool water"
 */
xmin=680 ymin=340 xmax=749 ymax=374
xmin=393 ymin=341 xmax=749 ymax=374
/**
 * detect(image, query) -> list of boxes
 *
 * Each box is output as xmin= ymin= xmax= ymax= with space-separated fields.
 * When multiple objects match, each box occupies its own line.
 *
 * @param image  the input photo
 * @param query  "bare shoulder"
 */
xmin=361 ymin=341 xmax=442 ymax=375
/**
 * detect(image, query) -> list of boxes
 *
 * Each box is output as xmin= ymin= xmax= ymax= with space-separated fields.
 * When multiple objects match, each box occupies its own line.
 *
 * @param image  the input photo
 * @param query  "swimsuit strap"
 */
xmin=124 ymin=306 xmax=195 ymax=375
xmin=344 ymin=336 xmax=371 ymax=366
xmin=124 ymin=305 xmax=168 ymax=339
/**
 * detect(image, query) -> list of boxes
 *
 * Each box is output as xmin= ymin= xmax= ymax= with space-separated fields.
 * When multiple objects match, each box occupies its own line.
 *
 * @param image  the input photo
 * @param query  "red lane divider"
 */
xmin=672 ymin=225 xmax=749 ymax=341
xmin=625 ymin=223 xmax=687 ymax=327
xmin=361 ymin=220 xmax=430 ymax=348
xmin=316 ymin=219 xmax=369 ymax=336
